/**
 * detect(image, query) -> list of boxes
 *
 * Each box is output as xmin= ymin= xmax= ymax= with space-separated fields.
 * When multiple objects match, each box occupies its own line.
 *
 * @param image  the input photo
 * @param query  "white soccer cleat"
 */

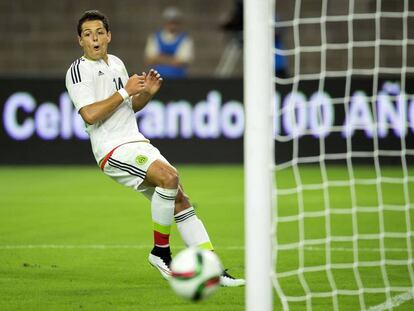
xmin=148 ymin=253 xmax=172 ymax=280
xmin=220 ymin=269 xmax=246 ymax=287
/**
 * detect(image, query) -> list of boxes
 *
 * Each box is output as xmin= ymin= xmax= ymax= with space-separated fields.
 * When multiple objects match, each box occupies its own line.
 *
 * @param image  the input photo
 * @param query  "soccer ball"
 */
xmin=169 ymin=247 xmax=223 ymax=301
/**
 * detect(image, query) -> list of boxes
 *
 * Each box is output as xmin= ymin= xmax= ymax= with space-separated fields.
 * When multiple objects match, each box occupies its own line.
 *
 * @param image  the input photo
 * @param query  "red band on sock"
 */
xmin=154 ymin=231 xmax=170 ymax=246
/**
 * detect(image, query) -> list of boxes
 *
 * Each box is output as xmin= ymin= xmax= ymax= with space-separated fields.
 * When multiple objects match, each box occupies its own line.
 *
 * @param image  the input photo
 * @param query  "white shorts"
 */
xmin=101 ymin=141 xmax=169 ymax=192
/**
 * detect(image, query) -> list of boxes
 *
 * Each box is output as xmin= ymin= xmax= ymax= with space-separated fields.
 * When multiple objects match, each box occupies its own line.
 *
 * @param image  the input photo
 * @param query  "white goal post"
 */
xmin=244 ymin=0 xmax=414 ymax=310
xmin=244 ymin=0 xmax=274 ymax=311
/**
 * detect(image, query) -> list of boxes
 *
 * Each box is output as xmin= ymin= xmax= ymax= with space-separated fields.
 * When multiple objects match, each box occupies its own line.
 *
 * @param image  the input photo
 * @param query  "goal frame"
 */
xmin=244 ymin=0 xmax=275 ymax=310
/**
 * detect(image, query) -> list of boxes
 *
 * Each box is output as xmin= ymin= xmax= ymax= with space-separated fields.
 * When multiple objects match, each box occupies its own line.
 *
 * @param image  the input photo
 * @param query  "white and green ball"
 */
xmin=169 ymin=247 xmax=223 ymax=301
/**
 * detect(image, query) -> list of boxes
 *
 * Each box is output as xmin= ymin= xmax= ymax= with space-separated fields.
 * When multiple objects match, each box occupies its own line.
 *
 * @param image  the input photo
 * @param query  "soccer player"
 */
xmin=65 ymin=10 xmax=244 ymax=287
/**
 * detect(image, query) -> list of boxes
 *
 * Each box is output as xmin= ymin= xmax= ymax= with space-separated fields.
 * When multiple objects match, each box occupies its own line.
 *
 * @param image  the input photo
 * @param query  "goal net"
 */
xmin=269 ymin=0 xmax=414 ymax=310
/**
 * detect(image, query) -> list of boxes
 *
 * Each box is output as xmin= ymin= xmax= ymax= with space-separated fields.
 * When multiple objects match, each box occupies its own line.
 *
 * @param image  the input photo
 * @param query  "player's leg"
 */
xmin=134 ymin=144 xmax=245 ymax=286
xmin=144 ymin=159 xmax=179 ymax=280
xmin=141 ymin=185 xmax=213 ymax=250
xmin=174 ymin=185 xmax=213 ymax=251
xmin=100 ymin=142 xmax=179 ymax=280
xmin=173 ymin=185 xmax=245 ymax=287
xmin=141 ymin=183 xmax=214 ymax=250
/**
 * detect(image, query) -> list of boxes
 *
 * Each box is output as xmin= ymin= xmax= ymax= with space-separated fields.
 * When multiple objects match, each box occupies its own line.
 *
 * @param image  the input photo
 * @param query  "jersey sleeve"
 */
xmin=109 ymin=55 xmax=132 ymax=107
xmin=65 ymin=60 xmax=95 ymax=112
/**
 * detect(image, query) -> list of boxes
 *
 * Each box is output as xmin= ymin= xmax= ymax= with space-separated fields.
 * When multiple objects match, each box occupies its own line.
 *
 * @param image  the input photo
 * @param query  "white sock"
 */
xmin=152 ymin=187 xmax=178 ymax=247
xmin=174 ymin=207 xmax=214 ymax=250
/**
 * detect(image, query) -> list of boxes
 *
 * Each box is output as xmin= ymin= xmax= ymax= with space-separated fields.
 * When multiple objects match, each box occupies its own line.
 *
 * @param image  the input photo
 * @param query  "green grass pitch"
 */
xmin=0 ymin=165 xmax=413 ymax=310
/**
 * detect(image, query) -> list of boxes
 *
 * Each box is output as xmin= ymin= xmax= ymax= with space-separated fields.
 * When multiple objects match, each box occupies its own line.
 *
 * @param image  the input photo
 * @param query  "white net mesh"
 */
xmin=272 ymin=0 xmax=414 ymax=310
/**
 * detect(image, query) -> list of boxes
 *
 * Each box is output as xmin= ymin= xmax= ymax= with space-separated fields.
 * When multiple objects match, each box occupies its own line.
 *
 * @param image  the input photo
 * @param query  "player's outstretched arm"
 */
xmin=132 ymin=69 xmax=163 ymax=113
xmin=79 ymin=74 xmax=145 ymax=125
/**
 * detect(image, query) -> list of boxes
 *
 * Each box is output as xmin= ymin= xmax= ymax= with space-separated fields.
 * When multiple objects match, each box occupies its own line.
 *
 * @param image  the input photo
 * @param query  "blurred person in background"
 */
xmin=220 ymin=0 xmax=243 ymax=46
xmin=144 ymin=7 xmax=194 ymax=79
xmin=274 ymin=15 xmax=288 ymax=78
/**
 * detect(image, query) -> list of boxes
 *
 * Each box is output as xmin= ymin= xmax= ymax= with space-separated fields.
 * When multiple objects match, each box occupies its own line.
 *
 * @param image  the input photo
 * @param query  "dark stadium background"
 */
xmin=0 ymin=0 xmax=243 ymax=164
xmin=1 ymin=0 xmax=412 ymax=165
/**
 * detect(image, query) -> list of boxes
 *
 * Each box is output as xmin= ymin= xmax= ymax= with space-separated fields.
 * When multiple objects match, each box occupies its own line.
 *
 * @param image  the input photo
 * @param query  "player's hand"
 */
xmin=141 ymin=69 xmax=163 ymax=96
xmin=124 ymin=74 xmax=146 ymax=96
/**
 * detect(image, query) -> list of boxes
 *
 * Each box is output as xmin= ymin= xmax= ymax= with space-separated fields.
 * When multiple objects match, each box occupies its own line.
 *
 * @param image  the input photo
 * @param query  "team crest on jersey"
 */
xmin=135 ymin=155 xmax=148 ymax=165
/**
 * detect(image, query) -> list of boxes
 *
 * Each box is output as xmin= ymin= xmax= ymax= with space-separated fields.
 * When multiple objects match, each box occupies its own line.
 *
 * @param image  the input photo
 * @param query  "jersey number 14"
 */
xmin=113 ymin=77 xmax=124 ymax=91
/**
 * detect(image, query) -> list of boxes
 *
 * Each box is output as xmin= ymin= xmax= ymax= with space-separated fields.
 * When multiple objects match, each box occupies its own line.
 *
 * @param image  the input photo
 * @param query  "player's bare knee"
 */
xmin=159 ymin=169 xmax=179 ymax=189
xmin=174 ymin=188 xmax=191 ymax=214
xmin=176 ymin=189 xmax=190 ymax=205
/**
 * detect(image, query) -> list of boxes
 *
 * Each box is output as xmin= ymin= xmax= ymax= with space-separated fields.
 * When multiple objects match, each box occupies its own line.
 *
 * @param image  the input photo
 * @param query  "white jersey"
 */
xmin=65 ymin=54 xmax=148 ymax=163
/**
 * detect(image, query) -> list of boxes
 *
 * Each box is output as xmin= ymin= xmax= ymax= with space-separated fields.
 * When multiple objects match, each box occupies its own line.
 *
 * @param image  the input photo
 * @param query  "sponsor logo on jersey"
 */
xmin=98 ymin=70 xmax=104 ymax=76
xmin=135 ymin=155 xmax=148 ymax=165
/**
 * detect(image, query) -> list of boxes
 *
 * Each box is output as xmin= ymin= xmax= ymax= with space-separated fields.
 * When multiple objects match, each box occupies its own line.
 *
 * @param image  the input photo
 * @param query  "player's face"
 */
xmin=78 ymin=20 xmax=111 ymax=61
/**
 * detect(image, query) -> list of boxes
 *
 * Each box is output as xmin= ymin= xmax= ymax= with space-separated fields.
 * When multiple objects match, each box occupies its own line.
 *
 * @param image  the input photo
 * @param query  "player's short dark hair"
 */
xmin=77 ymin=10 xmax=110 ymax=36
